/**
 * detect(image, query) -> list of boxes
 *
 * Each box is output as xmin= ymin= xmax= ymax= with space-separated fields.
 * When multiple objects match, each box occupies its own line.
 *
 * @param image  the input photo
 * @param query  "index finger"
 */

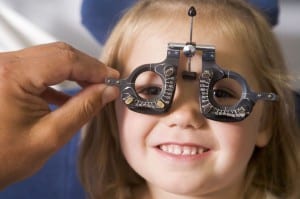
xmin=5 ymin=42 xmax=119 ymax=94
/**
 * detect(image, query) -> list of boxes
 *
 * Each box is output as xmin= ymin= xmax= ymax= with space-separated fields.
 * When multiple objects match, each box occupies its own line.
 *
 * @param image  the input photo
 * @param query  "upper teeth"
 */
xmin=159 ymin=144 xmax=207 ymax=155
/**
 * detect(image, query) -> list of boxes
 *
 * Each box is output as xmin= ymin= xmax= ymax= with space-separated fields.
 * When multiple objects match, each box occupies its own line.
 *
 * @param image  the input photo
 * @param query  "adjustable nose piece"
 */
xmin=182 ymin=6 xmax=198 ymax=80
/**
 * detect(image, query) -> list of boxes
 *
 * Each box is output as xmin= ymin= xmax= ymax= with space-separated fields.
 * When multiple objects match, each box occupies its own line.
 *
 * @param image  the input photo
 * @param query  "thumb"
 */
xmin=56 ymin=84 xmax=119 ymax=131
xmin=100 ymin=85 xmax=120 ymax=106
xmin=37 ymin=84 xmax=119 ymax=147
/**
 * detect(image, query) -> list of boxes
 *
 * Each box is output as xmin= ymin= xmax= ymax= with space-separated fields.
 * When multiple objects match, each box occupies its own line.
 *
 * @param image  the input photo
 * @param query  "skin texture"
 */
xmin=115 ymin=21 xmax=270 ymax=199
xmin=0 ymin=42 xmax=119 ymax=189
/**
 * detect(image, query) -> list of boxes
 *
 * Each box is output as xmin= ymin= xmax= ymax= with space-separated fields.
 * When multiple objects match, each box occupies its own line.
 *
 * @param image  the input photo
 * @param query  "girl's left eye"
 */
xmin=137 ymin=86 xmax=162 ymax=99
xmin=213 ymin=89 xmax=235 ymax=98
xmin=212 ymin=78 xmax=242 ymax=106
xmin=213 ymin=88 xmax=241 ymax=107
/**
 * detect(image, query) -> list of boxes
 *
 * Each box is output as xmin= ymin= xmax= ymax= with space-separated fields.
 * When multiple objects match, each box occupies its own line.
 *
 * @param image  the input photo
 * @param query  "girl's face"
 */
xmin=115 ymin=20 xmax=270 ymax=199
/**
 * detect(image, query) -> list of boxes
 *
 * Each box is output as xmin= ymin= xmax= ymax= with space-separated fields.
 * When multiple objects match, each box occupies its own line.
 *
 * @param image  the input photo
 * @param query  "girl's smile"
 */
xmin=155 ymin=143 xmax=211 ymax=162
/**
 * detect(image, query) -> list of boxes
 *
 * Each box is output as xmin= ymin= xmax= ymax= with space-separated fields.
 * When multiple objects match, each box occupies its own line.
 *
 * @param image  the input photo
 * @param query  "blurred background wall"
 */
xmin=0 ymin=0 xmax=101 ymax=56
xmin=274 ymin=0 xmax=300 ymax=90
xmin=0 ymin=0 xmax=299 ymax=90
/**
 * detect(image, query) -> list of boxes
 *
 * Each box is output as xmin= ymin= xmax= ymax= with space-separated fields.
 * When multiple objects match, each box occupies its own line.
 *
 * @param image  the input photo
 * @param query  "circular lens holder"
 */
xmin=199 ymin=50 xmax=278 ymax=122
xmin=106 ymin=48 xmax=180 ymax=114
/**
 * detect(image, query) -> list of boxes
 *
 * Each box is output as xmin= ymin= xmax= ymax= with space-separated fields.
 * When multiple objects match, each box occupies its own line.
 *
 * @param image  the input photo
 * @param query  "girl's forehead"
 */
xmin=122 ymin=19 xmax=260 ymax=90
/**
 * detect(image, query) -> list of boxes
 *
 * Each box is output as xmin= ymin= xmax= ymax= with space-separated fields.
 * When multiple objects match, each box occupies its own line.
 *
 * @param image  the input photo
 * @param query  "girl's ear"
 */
xmin=255 ymin=113 xmax=273 ymax=147
xmin=255 ymin=128 xmax=272 ymax=147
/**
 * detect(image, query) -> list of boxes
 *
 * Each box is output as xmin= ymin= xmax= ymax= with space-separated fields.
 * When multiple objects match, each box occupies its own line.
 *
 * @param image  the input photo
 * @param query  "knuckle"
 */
xmin=0 ymin=55 xmax=17 ymax=78
xmin=53 ymin=41 xmax=72 ymax=50
xmin=0 ymin=61 xmax=16 ymax=88
xmin=73 ymin=99 xmax=101 ymax=125
xmin=54 ymin=42 xmax=79 ymax=63
xmin=80 ymin=99 xmax=96 ymax=121
xmin=0 ymin=62 xmax=11 ymax=78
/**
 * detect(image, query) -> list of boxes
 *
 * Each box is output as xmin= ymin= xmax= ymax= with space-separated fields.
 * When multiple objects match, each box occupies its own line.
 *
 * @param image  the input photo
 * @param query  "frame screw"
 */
xmin=156 ymin=100 xmax=165 ymax=108
xmin=202 ymin=70 xmax=212 ymax=78
xmin=164 ymin=66 xmax=174 ymax=77
xmin=124 ymin=96 xmax=134 ymax=105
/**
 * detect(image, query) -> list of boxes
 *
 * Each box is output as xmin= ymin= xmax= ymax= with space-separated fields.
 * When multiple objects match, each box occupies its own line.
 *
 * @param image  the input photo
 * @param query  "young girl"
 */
xmin=79 ymin=0 xmax=300 ymax=198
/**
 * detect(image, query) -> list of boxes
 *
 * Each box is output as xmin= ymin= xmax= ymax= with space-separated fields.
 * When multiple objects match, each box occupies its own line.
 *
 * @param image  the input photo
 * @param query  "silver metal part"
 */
xmin=168 ymin=43 xmax=215 ymax=51
xmin=105 ymin=78 xmax=120 ymax=86
xmin=183 ymin=44 xmax=196 ymax=57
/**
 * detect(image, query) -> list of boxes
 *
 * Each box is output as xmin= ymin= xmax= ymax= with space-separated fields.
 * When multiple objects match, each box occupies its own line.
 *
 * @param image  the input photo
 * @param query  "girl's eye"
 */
xmin=212 ymin=78 xmax=242 ymax=106
xmin=137 ymin=86 xmax=162 ymax=99
xmin=134 ymin=71 xmax=163 ymax=99
xmin=213 ymin=89 xmax=235 ymax=98
xmin=213 ymin=88 xmax=240 ymax=107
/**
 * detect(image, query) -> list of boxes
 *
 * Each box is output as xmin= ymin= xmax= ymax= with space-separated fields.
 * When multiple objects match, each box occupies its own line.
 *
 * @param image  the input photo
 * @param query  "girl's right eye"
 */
xmin=137 ymin=85 xmax=162 ymax=99
xmin=134 ymin=71 xmax=163 ymax=99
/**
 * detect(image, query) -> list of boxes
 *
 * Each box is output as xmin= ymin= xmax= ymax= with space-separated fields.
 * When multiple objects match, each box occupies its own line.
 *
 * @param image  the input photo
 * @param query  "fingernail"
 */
xmin=106 ymin=67 xmax=120 ymax=79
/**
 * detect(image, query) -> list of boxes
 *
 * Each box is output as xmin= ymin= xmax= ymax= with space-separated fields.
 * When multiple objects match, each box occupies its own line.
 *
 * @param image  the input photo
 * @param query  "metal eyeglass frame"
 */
xmin=105 ymin=6 xmax=278 ymax=122
xmin=105 ymin=42 xmax=278 ymax=122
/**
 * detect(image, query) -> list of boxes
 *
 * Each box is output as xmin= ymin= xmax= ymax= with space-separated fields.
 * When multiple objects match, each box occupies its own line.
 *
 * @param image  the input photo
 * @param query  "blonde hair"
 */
xmin=79 ymin=0 xmax=300 ymax=198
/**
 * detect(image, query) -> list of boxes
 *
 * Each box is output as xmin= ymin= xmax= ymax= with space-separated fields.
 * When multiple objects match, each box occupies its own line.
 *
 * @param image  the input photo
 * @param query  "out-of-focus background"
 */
xmin=0 ymin=0 xmax=299 ymax=90
xmin=0 ymin=0 xmax=101 ymax=56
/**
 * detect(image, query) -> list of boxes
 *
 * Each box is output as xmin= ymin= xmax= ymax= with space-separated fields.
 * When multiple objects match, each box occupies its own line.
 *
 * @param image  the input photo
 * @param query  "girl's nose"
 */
xmin=162 ymin=80 xmax=206 ymax=129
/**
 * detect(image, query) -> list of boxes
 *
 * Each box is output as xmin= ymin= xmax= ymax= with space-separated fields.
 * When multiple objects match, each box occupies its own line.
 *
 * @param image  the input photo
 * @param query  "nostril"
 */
xmin=163 ymin=107 xmax=206 ymax=129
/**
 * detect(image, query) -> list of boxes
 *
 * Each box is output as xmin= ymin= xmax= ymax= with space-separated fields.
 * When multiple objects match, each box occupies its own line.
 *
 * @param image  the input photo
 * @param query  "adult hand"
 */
xmin=0 ymin=42 xmax=119 ymax=189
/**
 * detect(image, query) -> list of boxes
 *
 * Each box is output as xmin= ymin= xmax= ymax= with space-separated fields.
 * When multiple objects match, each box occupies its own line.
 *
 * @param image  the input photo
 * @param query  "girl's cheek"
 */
xmin=210 ymin=121 xmax=258 ymax=152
